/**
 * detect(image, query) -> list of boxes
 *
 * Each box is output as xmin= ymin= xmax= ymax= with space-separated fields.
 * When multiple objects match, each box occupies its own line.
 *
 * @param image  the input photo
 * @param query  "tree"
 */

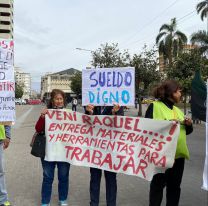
xmin=191 ymin=30 xmax=208 ymax=55
xmin=70 ymin=71 xmax=82 ymax=96
xmin=131 ymin=45 xmax=161 ymax=116
xmin=167 ymin=49 xmax=207 ymax=114
xmin=91 ymin=43 xmax=130 ymax=68
xmin=15 ymin=83 xmax=24 ymax=98
xmin=156 ymin=18 xmax=187 ymax=68
xmin=196 ymin=0 xmax=208 ymax=33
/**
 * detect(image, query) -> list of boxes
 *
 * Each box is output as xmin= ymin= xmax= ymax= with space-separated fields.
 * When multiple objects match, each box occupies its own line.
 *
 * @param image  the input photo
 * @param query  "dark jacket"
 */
xmin=86 ymin=106 xmax=124 ymax=116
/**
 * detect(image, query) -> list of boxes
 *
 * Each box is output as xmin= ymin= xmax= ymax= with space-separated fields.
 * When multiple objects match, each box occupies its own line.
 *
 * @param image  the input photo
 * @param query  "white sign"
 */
xmin=0 ymin=39 xmax=14 ymax=82
xmin=0 ymin=84 xmax=15 ymax=122
xmin=45 ymin=110 xmax=180 ymax=181
xmin=0 ymin=39 xmax=15 ymax=124
xmin=202 ymin=80 xmax=208 ymax=191
xmin=82 ymin=67 xmax=135 ymax=106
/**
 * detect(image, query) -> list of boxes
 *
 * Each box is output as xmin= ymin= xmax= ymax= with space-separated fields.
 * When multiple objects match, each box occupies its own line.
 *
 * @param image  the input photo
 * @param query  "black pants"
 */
xmin=90 ymin=168 xmax=117 ymax=206
xmin=149 ymin=158 xmax=185 ymax=206
xmin=72 ymin=105 xmax=77 ymax=111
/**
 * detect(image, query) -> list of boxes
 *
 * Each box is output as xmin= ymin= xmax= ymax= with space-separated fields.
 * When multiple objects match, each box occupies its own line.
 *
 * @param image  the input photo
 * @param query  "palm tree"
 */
xmin=191 ymin=30 xmax=208 ymax=55
xmin=197 ymin=0 xmax=208 ymax=32
xmin=196 ymin=0 xmax=208 ymax=33
xmin=156 ymin=18 xmax=187 ymax=68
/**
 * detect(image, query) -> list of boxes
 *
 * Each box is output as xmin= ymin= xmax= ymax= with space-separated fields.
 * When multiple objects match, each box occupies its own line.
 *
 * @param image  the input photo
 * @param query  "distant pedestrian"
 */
xmin=0 ymin=125 xmax=12 ymax=206
xmin=145 ymin=80 xmax=193 ymax=206
xmin=35 ymin=89 xmax=70 ymax=206
xmin=72 ymin=97 xmax=78 ymax=111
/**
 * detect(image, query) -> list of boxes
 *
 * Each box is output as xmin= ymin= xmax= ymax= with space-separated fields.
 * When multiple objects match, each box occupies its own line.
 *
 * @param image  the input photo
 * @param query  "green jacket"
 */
xmin=0 ymin=125 xmax=6 ymax=140
xmin=153 ymin=101 xmax=189 ymax=159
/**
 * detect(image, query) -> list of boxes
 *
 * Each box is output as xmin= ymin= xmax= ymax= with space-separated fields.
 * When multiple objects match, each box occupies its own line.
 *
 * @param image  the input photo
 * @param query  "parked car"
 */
xmin=27 ymin=99 xmax=42 ymax=105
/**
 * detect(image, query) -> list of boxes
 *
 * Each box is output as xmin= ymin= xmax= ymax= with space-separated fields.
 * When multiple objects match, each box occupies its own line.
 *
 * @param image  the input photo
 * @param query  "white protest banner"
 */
xmin=45 ymin=110 xmax=180 ymax=181
xmin=0 ymin=39 xmax=14 ymax=81
xmin=0 ymin=39 xmax=15 ymax=124
xmin=202 ymin=80 xmax=208 ymax=191
xmin=82 ymin=67 xmax=135 ymax=106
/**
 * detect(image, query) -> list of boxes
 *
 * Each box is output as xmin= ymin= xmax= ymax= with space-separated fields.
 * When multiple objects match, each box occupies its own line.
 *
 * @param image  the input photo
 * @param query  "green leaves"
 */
xmin=70 ymin=71 xmax=82 ymax=95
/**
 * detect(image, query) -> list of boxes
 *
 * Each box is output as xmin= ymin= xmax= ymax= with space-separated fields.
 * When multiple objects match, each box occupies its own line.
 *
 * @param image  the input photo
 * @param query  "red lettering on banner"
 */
xmin=123 ymin=157 xmax=136 ymax=173
xmin=100 ymin=153 xmax=113 ymax=169
xmin=65 ymin=146 xmax=74 ymax=158
xmin=155 ymin=142 xmax=166 ymax=151
xmin=156 ymin=156 xmax=166 ymax=167
xmin=74 ymin=124 xmax=81 ymax=133
xmin=49 ymin=134 xmax=55 ymax=141
xmin=124 ymin=117 xmax=133 ymax=130
xmin=104 ymin=130 xmax=112 ymax=139
xmin=127 ymin=133 xmax=136 ymax=142
xmin=56 ymin=134 xmax=63 ymax=141
xmin=129 ymin=145 xmax=135 ymax=155
xmin=135 ymin=159 xmax=148 ymax=178
xmin=71 ymin=147 xmax=82 ymax=160
xmin=56 ymin=111 xmax=62 ymax=120
xmin=82 ymin=115 xmax=92 ymax=125
xmin=47 ymin=110 xmax=56 ymax=119
xmin=91 ymin=150 xmax=102 ymax=165
xmin=138 ymin=148 xmax=146 ymax=158
xmin=103 ymin=116 xmax=113 ymax=127
xmin=113 ymin=155 xmax=126 ymax=170
xmin=75 ymin=136 xmax=84 ymax=145
xmin=62 ymin=134 xmax=70 ymax=142
xmin=48 ymin=123 xmax=56 ymax=131
xmin=80 ymin=149 xmax=90 ymax=163
xmin=133 ymin=118 xmax=141 ymax=132
xmin=169 ymin=123 xmax=177 ymax=135
xmin=93 ymin=116 xmax=102 ymax=125
xmin=114 ymin=116 xmax=123 ymax=128
xmin=149 ymin=139 xmax=158 ymax=149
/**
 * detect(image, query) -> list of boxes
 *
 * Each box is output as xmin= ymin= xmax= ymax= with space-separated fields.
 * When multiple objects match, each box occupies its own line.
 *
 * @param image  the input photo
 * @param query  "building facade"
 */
xmin=15 ymin=67 xmax=31 ymax=99
xmin=0 ymin=0 xmax=13 ymax=39
xmin=41 ymin=68 xmax=80 ymax=102
xmin=158 ymin=44 xmax=197 ymax=71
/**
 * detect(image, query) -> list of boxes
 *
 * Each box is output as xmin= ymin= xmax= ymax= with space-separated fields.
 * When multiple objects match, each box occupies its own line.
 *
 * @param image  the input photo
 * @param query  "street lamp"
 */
xmin=76 ymin=48 xmax=94 ymax=52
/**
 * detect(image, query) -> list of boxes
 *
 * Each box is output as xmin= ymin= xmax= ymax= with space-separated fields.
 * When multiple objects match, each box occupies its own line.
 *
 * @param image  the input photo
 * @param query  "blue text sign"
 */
xmin=82 ymin=67 xmax=135 ymax=106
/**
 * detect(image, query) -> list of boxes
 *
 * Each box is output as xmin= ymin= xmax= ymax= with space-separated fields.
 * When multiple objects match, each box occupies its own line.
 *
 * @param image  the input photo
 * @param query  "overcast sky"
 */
xmin=14 ymin=0 xmax=206 ymax=91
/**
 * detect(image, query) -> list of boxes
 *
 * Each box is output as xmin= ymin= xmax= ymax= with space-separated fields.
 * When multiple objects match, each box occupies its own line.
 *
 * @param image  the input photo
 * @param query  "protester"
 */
xmin=35 ymin=89 xmax=70 ymax=206
xmin=145 ymin=80 xmax=193 ymax=206
xmin=0 ymin=125 xmax=12 ymax=206
xmin=86 ymin=104 xmax=124 ymax=206
xmin=72 ymin=97 xmax=78 ymax=111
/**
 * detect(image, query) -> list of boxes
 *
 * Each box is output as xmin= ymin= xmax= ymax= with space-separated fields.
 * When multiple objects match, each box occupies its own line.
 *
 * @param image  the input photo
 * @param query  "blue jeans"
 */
xmin=90 ymin=168 xmax=117 ymax=206
xmin=0 ymin=142 xmax=8 ymax=205
xmin=41 ymin=159 xmax=70 ymax=204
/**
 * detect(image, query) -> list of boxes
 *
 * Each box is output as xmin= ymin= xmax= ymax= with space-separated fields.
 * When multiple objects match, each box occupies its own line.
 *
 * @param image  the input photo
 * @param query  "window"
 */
xmin=0 ymin=29 xmax=10 ymax=33
xmin=0 ymin=12 xmax=10 ymax=16
xmin=0 ymin=4 xmax=11 ymax=8
xmin=0 ymin=21 xmax=10 ymax=25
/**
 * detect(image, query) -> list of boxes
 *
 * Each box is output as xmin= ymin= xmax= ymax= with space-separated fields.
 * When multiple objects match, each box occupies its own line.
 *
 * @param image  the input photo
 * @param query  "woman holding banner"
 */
xmin=35 ymin=89 xmax=70 ymax=206
xmin=86 ymin=104 xmax=123 ymax=206
xmin=145 ymin=80 xmax=193 ymax=206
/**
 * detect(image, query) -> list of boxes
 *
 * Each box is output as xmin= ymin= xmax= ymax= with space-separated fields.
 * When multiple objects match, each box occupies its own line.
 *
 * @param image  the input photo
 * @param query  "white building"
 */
xmin=41 ymin=68 xmax=80 ymax=101
xmin=15 ymin=67 xmax=31 ymax=99
xmin=0 ymin=0 xmax=13 ymax=39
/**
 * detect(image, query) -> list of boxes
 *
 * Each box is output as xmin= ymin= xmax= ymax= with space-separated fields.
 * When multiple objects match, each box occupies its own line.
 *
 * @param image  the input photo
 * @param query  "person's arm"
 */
xmin=4 ymin=125 xmax=11 ymax=139
xmin=184 ymin=117 xmax=193 ymax=135
xmin=3 ymin=125 xmax=11 ymax=149
xmin=145 ymin=103 xmax=153 ymax=119
xmin=35 ymin=116 xmax=45 ymax=133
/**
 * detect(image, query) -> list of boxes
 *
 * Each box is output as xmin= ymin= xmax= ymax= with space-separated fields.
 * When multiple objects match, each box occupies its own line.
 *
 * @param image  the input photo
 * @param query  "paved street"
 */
xmin=4 ymin=105 xmax=208 ymax=206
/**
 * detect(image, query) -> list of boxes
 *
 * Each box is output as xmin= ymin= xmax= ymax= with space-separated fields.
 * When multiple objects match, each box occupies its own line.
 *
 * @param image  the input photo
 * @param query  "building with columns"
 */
xmin=41 ymin=68 xmax=80 ymax=102
xmin=0 ymin=0 xmax=13 ymax=39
